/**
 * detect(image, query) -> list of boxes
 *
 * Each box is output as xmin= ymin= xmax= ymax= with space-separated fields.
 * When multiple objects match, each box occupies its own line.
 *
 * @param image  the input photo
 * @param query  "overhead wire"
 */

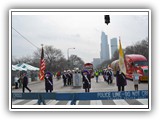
xmin=12 ymin=26 xmax=39 ymax=49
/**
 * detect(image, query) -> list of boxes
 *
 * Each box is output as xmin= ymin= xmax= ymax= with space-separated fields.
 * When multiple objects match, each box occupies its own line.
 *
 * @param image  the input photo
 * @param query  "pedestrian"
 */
xmin=133 ymin=68 xmax=139 ymax=91
xmin=67 ymin=70 xmax=72 ymax=86
xmin=14 ymin=75 xmax=19 ymax=89
xmin=62 ymin=70 xmax=67 ymax=86
xmin=82 ymin=70 xmax=91 ymax=92
xmin=45 ymin=71 xmax=53 ymax=92
xmin=116 ymin=68 xmax=127 ymax=91
xmin=102 ymin=69 xmax=107 ymax=81
xmin=56 ymin=71 xmax=61 ymax=80
xmin=107 ymin=69 xmax=112 ymax=84
xmin=22 ymin=73 xmax=31 ymax=93
xmin=94 ymin=70 xmax=99 ymax=83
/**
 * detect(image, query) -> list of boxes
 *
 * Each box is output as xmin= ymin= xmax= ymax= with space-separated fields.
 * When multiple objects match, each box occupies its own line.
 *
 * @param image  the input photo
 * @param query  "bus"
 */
xmin=111 ymin=54 xmax=148 ymax=82
xmin=83 ymin=63 xmax=94 ymax=78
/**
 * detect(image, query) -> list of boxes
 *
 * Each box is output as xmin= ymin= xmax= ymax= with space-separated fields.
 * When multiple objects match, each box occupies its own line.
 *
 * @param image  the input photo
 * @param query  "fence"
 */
xmin=12 ymin=90 xmax=148 ymax=105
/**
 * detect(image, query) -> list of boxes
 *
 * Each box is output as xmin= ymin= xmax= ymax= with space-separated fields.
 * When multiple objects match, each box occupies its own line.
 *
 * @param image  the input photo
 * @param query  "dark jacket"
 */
xmin=82 ymin=74 xmax=91 ymax=89
xmin=45 ymin=76 xmax=53 ymax=91
xmin=23 ymin=76 xmax=28 ymax=87
xmin=116 ymin=71 xmax=127 ymax=86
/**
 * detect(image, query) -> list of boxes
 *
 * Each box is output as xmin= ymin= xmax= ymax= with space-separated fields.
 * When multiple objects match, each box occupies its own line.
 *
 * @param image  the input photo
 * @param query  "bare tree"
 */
xmin=69 ymin=55 xmax=85 ymax=70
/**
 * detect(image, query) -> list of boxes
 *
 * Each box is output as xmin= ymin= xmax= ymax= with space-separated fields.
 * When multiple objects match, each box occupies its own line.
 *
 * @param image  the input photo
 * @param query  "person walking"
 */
xmin=82 ymin=70 xmax=91 ymax=92
xmin=116 ymin=69 xmax=127 ymax=91
xmin=22 ymin=73 xmax=31 ymax=93
xmin=94 ymin=70 xmax=99 ymax=83
xmin=45 ymin=71 xmax=53 ymax=92
xmin=133 ymin=69 xmax=139 ymax=91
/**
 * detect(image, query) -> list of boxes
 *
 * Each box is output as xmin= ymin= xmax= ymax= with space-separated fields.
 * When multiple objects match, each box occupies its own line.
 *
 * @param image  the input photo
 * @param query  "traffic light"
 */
xmin=104 ymin=15 xmax=110 ymax=25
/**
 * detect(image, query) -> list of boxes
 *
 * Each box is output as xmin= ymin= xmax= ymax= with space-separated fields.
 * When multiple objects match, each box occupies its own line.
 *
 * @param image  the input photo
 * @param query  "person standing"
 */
xmin=82 ymin=70 xmax=91 ymax=92
xmin=116 ymin=69 xmax=127 ymax=91
xmin=133 ymin=69 xmax=139 ymax=91
xmin=107 ymin=69 xmax=112 ymax=84
xmin=67 ymin=70 xmax=72 ymax=86
xmin=62 ymin=70 xmax=67 ymax=86
xmin=22 ymin=73 xmax=31 ymax=93
xmin=102 ymin=69 xmax=107 ymax=82
xmin=94 ymin=70 xmax=99 ymax=83
xmin=14 ymin=75 xmax=19 ymax=89
xmin=45 ymin=71 xmax=53 ymax=92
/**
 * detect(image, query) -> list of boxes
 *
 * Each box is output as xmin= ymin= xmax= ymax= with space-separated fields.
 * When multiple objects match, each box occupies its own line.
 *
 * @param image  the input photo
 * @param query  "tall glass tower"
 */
xmin=100 ymin=31 xmax=110 ymax=63
xmin=110 ymin=37 xmax=118 ymax=59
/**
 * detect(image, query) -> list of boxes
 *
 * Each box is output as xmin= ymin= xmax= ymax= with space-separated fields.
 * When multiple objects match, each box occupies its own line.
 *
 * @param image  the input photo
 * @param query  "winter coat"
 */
xmin=22 ymin=76 xmax=28 ymax=87
xmin=45 ymin=75 xmax=53 ymax=91
xmin=82 ymin=74 xmax=91 ymax=89
xmin=116 ymin=71 xmax=127 ymax=86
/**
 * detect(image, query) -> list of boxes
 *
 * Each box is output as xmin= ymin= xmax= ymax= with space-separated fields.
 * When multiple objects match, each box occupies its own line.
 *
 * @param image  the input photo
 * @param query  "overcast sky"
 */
xmin=11 ymin=11 xmax=148 ymax=63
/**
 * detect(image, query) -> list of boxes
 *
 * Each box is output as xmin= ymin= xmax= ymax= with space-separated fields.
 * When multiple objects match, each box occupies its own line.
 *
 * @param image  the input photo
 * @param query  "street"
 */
xmin=12 ymin=75 xmax=148 ymax=105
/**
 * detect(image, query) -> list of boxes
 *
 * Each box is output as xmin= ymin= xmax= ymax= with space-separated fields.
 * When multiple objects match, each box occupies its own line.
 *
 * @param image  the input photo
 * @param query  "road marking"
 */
xmin=47 ymin=100 xmax=59 ymax=105
xmin=12 ymin=100 xmax=24 ymax=105
xmin=25 ymin=100 xmax=37 ymax=105
xmin=136 ymin=99 xmax=148 ymax=105
xmin=113 ymin=99 xmax=129 ymax=105
xmin=90 ymin=100 xmax=103 ymax=105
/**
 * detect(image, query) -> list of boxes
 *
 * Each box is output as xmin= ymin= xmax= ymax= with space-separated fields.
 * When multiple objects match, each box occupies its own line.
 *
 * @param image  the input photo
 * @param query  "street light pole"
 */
xmin=67 ymin=48 xmax=75 ymax=69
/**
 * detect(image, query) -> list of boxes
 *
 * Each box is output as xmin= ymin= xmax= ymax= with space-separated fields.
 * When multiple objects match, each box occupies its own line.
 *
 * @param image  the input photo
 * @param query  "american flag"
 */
xmin=39 ymin=46 xmax=46 ymax=80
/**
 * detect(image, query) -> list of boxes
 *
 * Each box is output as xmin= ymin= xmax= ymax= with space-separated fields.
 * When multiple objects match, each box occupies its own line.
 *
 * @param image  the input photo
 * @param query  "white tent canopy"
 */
xmin=12 ymin=65 xmax=27 ymax=71
xmin=13 ymin=63 xmax=39 ymax=71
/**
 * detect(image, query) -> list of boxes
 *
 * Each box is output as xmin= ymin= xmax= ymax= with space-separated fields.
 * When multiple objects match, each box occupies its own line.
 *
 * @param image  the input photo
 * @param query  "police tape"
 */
xmin=12 ymin=90 xmax=148 ymax=105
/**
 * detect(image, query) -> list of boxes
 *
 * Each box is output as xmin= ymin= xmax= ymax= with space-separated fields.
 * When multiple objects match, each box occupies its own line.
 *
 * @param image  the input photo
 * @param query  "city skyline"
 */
xmin=11 ymin=11 xmax=148 ymax=63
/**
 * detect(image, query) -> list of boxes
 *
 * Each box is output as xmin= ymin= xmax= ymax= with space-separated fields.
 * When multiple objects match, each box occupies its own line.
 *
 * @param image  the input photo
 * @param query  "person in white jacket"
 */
xmin=133 ymin=69 xmax=139 ymax=91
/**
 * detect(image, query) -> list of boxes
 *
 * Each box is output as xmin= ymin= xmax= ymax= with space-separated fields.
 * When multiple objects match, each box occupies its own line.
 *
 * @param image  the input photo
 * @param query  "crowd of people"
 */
xmin=14 ymin=67 xmax=140 ymax=93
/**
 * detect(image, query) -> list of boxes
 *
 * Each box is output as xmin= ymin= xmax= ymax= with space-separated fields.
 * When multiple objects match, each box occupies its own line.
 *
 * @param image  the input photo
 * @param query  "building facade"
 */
xmin=92 ymin=58 xmax=101 ymax=68
xmin=110 ymin=37 xmax=118 ymax=59
xmin=100 ymin=31 xmax=110 ymax=63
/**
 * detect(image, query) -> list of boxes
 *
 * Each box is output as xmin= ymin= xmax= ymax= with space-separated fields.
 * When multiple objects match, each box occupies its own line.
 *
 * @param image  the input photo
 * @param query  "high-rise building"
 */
xmin=100 ymin=31 xmax=110 ymax=63
xmin=92 ymin=58 xmax=101 ymax=68
xmin=110 ymin=37 xmax=118 ymax=59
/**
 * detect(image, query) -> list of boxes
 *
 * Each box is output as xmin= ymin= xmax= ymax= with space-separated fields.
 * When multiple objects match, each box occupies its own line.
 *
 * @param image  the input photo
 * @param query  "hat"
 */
xmin=45 ymin=71 xmax=52 ymax=76
xmin=83 ymin=69 xmax=89 ymax=74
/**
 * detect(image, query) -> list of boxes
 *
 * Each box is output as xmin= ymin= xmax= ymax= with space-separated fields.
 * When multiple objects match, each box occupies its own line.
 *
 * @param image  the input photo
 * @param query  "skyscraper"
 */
xmin=100 ymin=31 xmax=110 ymax=63
xmin=110 ymin=37 xmax=118 ymax=59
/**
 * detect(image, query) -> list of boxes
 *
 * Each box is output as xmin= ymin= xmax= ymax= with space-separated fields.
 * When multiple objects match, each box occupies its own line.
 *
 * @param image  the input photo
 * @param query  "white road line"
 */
xmin=76 ymin=101 xmax=79 ymax=105
xmin=67 ymin=101 xmax=72 ymax=105
xmin=24 ymin=100 xmax=37 ymax=105
xmin=90 ymin=100 xmax=103 ymax=105
xmin=47 ymin=100 xmax=59 ymax=105
xmin=137 ymin=99 xmax=148 ymax=105
xmin=12 ymin=100 xmax=24 ymax=105
xmin=113 ymin=100 xmax=129 ymax=105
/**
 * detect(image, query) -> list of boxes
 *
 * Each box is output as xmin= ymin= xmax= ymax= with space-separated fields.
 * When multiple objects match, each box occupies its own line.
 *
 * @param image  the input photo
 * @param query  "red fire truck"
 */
xmin=111 ymin=54 xmax=148 ymax=81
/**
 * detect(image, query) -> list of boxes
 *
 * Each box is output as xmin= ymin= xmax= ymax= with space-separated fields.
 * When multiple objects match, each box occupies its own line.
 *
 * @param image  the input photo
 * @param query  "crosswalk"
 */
xmin=12 ymin=99 xmax=148 ymax=105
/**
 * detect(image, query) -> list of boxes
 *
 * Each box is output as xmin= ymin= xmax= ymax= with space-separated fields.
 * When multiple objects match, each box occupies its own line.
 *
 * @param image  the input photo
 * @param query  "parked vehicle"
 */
xmin=111 ymin=54 xmax=148 ymax=82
